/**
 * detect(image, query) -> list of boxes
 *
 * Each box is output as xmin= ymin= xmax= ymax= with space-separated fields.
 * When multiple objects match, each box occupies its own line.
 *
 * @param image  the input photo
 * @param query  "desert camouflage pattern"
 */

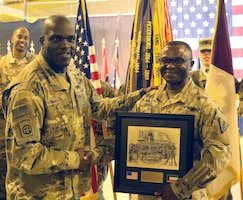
xmin=93 ymin=81 xmax=116 ymax=200
xmin=237 ymin=79 xmax=243 ymax=117
xmin=0 ymin=51 xmax=36 ymax=199
xmin=190 ymin=69 xmax=207 ymax=90
xmin=130 ymin=79 xmax=231 ymax=200
xmin=2 ymin=54 xmax=142 ymax=200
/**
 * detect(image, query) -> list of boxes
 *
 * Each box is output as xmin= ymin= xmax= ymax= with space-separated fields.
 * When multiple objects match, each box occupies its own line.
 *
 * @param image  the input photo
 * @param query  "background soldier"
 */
xmin=0 ymin=26 xmax=36 ymax=199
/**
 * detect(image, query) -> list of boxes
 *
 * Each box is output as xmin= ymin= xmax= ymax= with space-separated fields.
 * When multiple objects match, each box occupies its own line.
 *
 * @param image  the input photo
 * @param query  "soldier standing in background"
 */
xmin=0 ymin=26 xmax=36 ymax=199
xmin=190 ymin=38 xmax=239 ymax=91
xmin=190 ymin=38 xmax=213 ymax=89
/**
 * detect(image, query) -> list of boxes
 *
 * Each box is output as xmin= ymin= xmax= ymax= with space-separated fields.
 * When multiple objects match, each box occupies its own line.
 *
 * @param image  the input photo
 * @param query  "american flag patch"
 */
xmin=126 ymin=171 xmax=138 ymax=180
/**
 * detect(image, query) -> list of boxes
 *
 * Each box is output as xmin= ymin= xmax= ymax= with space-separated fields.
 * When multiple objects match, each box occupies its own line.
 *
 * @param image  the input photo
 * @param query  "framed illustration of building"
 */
xmin=114 ymin=111 xmax=194 ymax=195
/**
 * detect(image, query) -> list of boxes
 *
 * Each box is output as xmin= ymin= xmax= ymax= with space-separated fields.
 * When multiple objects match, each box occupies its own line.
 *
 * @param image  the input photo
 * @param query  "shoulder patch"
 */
xmin=218 ymin=118 xmax=229 ymax=134
xmin=12 ymin=105 xmax=29 ymax=119
xmin=19 ymin=118 xmax=33 ymax=138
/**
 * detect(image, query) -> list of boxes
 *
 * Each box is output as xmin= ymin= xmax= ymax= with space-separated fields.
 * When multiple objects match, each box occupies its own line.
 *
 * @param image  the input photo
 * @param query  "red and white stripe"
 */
xmin=101 ymin=38 xmax=110 ymax=83
xmin=89 ymin=45 xmax=102 ymax=95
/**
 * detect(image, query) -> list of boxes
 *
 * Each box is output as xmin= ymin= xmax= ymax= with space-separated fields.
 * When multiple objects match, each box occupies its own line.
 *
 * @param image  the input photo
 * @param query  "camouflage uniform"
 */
xmin=130 ymin=79 xmax=231 ymax=200
xmin=190 ymin=69 xmax=207 ymax=90
xmin=93 ymin=81 xmax=115 ymax=200
xmin=237 ymin=79 xmax=243 ymax=117
xmin=191 ymin=67 xmax=240 ymax=92
xmin=2 ymin=53 xmax=144 ymax=200
xmin=0 ymin=51 xmax=36 ymax=199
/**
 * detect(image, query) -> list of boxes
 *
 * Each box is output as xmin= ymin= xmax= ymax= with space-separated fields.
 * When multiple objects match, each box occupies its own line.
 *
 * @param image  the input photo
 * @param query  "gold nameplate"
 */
xmin=141 ymin=171 xmax=163 ymax=183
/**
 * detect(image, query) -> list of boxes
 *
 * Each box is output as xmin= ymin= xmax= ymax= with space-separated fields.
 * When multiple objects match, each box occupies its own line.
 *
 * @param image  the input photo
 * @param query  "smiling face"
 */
xmin=11 ymin=27 xmax=30 ymax=54
xmin=40 ymin=15 xmax=76 ymax=73
xmin=159 ymin=42 xmax=194 ymax=90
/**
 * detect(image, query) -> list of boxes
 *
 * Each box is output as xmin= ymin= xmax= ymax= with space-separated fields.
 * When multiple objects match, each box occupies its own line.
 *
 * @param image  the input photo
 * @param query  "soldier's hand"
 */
xmin=83 ymin=150 xmax=95 ymax=161
xmin=75 ymin=148 xmax=92 ymax=173
xmin=154 ymin=184 xmax=179 ymax=200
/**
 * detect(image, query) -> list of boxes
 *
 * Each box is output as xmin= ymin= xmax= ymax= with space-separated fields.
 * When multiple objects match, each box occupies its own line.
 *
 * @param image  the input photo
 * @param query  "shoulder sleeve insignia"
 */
xmin=12 ymin=105 xmax=29 ymax=119
xmin=218 ymin=118 xmax=229 ymax=134
xmin=19 ymin=118 xmax=33 ymax=138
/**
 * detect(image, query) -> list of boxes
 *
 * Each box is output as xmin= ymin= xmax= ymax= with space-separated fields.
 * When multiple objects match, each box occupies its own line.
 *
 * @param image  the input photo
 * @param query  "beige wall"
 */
xmin=88 ymin=0 xmax=136 ymax=15
xmin=0 ymin=0 xmax=137 ymax=22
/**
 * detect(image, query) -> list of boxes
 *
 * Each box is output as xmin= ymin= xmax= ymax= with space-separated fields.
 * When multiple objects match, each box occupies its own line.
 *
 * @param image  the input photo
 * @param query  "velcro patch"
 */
xmin=218 ymin=118 xmax=229 ymax=134
xmin=12 ymin=105 xmax=29 ymax=119
xmin=19 ymin=118 xmax=33 ymax=138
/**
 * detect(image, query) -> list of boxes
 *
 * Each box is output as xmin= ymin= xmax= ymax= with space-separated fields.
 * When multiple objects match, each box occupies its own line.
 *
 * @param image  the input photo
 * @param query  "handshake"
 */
xmin=75 ymin=148 xmax=95 ymax=174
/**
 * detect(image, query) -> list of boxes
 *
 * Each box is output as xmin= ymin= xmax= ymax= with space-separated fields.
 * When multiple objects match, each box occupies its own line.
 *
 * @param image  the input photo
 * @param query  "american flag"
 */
xmin=74 ymin=0 xmax=102 ymax=95
xmin=126 ymin=171 xmax=138 ymax=180
xmin=74 ymin=0 xmax=100 ymax=198
xmin=168 ymin=0 xmax=243 ymax=78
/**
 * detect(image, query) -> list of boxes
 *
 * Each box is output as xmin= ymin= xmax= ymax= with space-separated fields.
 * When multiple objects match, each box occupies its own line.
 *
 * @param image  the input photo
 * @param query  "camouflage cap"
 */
xmin=198 ymin=38 xmax=212 ymax=51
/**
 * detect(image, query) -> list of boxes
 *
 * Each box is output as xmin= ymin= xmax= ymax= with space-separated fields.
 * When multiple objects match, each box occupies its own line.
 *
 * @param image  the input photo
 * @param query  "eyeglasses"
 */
xmin=159 ymin=57 xmax=192 ymax=66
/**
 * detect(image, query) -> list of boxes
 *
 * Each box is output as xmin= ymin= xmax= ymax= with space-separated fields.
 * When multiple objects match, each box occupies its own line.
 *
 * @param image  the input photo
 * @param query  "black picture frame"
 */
xmin=114 ymin=111 xmax=194 ymax=195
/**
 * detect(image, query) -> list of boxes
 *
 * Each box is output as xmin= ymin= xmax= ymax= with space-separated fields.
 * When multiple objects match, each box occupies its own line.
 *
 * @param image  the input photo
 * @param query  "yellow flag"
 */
xmin=126 ymin=0 xmax=173 ymax=93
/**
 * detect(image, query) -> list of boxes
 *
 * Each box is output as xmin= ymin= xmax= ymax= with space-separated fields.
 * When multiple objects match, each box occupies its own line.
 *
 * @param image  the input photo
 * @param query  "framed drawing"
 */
xmin=114 ymin=111 xmax=194 ymax=195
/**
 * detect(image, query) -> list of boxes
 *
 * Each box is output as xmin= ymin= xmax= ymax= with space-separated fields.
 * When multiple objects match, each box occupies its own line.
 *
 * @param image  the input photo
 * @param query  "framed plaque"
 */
xmin=114 ymin=111 xmax=194 ymax=195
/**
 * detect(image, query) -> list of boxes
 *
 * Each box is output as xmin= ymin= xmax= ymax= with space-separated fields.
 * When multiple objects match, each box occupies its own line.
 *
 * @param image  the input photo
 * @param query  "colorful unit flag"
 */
xmin=205 ymin=0 xmax=241 ymax=198
xmin=169 ymin=0 xmax=243 ymax=78
xmin=101 ymin=38 xmax=109 ymax=83
xmin=126 ymin=0 xmax=173 ymax=93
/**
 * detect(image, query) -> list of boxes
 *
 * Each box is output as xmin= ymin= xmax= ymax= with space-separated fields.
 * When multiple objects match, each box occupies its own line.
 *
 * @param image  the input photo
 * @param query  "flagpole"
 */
xmin=113 ymin=38 xmax=121 ymax=92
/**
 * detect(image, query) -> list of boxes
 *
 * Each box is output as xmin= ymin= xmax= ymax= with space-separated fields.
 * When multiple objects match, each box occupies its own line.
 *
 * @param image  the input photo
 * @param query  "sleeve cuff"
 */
xmin=66 ymin=151 xmax=80 ymax=169
xmin=170 ymin=180 xmax=190 ymax=200
xmin=90 ymin=149 xmax=102 ymax=165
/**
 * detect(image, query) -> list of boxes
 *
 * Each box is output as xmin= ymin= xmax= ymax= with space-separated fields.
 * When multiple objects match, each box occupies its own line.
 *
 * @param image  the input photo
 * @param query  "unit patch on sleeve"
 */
xmin=19 ymin=118 xmax=33 ymax=138
xmin=218 ymin=118 xmax=229 ymax=134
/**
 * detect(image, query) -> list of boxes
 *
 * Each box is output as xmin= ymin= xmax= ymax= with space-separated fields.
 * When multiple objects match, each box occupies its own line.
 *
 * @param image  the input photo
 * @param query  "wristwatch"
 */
xmin=139 ymin=88 xmax=147 ymax=97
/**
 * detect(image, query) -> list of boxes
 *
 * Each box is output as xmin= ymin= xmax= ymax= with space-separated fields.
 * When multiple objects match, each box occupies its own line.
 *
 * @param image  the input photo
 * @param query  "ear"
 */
xmin=39 ymin=36 xmax=44 ymax=46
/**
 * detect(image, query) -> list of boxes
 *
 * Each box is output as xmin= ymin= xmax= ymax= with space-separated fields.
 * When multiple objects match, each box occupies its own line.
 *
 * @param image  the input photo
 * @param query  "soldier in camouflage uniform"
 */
xmin=2 ymin=15 xmax=153 ymax=200
xmin=190 ymin=38 xmax=239 ymax=91
xmin=0 ymin=26 xmax=36 ymax=199
xmin=190 ymin=38 xmax=212 ymax=89
xmin=130 ymin=41 xmax=231 ymax=200
xmin=93 ymin=81 xmax=115 ymax=200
